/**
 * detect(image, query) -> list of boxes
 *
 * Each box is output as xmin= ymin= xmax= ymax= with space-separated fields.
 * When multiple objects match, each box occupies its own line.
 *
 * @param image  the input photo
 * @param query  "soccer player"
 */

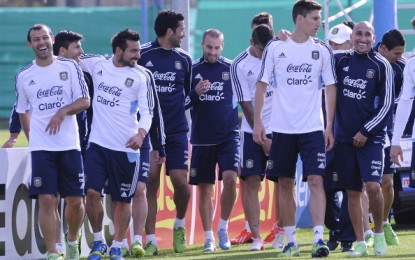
xmin=137 ymin=9 xmax=192 ymax=254
xmin=253 ymin=0 xmax=336 ymax=257
xmin=333 ymin=21 xmax=393 ymax=257
xmin=374 ymin=29 xmax=406 ymax=246
xmin=15 ymin=24 xmax=90 ymax=260
xmin=231 ymin=24 xmax=275 ymax=251
xmin=186 ymin=28 xmax=239 ymax=253
xmin=81 ymin=28 xmax=154 ymax=260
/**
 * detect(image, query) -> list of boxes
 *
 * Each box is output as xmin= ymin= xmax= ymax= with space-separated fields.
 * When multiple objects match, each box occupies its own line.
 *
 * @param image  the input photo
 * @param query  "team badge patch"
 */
xmin=366 ymin=69 xmax=375 ymax=79
xmin=190 ymin=168 xmax=197 ymax=177
xmin=33 ymin=177 xmax=42 ymax=188
xmin=331 ymin=28 xmax=339 ymax=35
xmin=125 ymin=78 xmax=134 ymax=87
xmin=222 ymin=72 xmax=230 ymax=81
xmin=246 ymin=159 xmax=254 ymax=169
xmin=332 ymin=172 xmax=338 ymax=182
xmin=267 ymin=160 xmax=274 ymax=170
xmin=312 ymin=51 xmax=319 ymax=60
xmin=60 ymin=72 xmax=68 ymax=81
xmin=175 ymin=61 xmax=182 ymax=70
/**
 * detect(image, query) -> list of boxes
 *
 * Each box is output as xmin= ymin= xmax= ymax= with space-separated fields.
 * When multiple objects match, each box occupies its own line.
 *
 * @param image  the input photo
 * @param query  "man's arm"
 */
xmin=2 ymin=104 xmax=23 ymax=148
xmin=253 ymin=81 xmax=268 ymax=145
xmin=19 ymin=111 xmax=30 ymax=141
xmin=324 ymin=84 xmax=336 ymax=151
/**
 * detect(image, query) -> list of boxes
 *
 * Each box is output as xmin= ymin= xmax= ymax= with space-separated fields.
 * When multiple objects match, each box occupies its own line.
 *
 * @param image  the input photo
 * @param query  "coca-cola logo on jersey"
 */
xmin=153 ymin=71 xmax=176 ymax=81
xmin=206 ymin=82 xmax=224 ymax=91
xmin=98 ymin=82 xmax=122 ymax=97
xmin=36 ymin=86 xmax=63 ymax=99
xmin=286 ymin=63 xmax=312 ymax=73
xmin=343 ymin=76 xmax=367 ymax=89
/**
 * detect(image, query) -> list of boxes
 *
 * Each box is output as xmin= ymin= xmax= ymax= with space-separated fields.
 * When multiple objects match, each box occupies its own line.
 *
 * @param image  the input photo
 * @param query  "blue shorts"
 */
xmin=30 ymin=150 xmax=84 ymax=198
xmin=189 ymin=138 xmax=240 ymax=185
xmin=84 ymin=143 xmax=143 ymax=203
xmin=335 ymin=142 xmax=384 ymax=192
xmin=240 ymin=132 xmax=270 ymax=181
xmin=383 ymin=145 xmax=395 ymax=174
xmin=266 ymin=131 xmax=326 ymax=182
xmin=165 ymin=132 xmax=189 ymax=172
xmin=410 ymin=142 xmax=415 ymax=188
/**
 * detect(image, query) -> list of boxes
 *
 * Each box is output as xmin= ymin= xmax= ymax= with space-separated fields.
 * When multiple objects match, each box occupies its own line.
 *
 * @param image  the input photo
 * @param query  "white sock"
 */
xmin=122 ymin=238 xmax=129 ymax=248
xmin=67 ymin=239 xmax=77 ymax=246
xmin=364 ymin=229 xmax=374 ymax=236
xmin=204 ymin=231 xmax=215 ymax=241
xmin=93 ymin=231 xmax=104 ymax=242
xmin=56 ymin=242 xmax=64 ymax=252
xmin=369 ymin=213 xmax=374 ymax=223
xmin=313 ymin=225 xmax=324 ymax=243
xmin=218 ymin=218 xmax=228 ymax=230
xmin=285 ymin=226 xmax=297 ymax=246
xmin=174 ymin=218 xmax=185 ymax=228
xmin=111 ymin=240 xmax=123 ymax=249
xmin=383 ymin=220 xmax=389 ymax=225
xmin=245 ymin=221 xmax=251 ymax=232
xmin=146 ymin=234 xmax=158 ymax=246
xmin=133 ymin=235 xmax=142 ymax=244
xmin=358 ymin=240 xmax=367 ymax=247
xmin=374 ymin=232 xmax=384 ymax=236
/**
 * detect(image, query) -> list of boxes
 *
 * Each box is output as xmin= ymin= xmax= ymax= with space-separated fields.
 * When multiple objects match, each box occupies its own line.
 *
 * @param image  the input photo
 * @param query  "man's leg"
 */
xmin=381 ymin=173 xmax=399 ymax=245
xmin=39 ymin=194 xmax=60 ymax=255
xmin=85 ymin=189 xmax=108 ymax=258
xmin=347 ymin=190 xmax=364 ymax=242
xmin=113 ymin=201 xmax=132 ymax=242
xmin=199 ymin=183 xmax=216 ymax=252
xmin=366 ymin=181 xmax=387 ymax=256
xmin=131 ymin=182 xmax=147 ymax=256
xmin=243 ymin=175 xmax=261 ymax=239
xmin=64 ymin=195 xmax=84 ymax=259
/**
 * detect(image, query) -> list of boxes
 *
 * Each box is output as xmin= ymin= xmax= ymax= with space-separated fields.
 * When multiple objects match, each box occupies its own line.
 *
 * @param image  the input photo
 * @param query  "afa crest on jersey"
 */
xmin=125 ymin=78 xmax=134 ymax=87
xmin=222 ymin=72 xmax=230 ymax=81
xmin=190 ymin=168 xmax=197 ymax=177
xmin=33 ymin=177 xmax=42 ymax=187
xmin=312 ymin=51 xmax=319 ymax=60
xmin=175 ymin=60 xmax=182 ymax=70
xmin=245 ymin=159 xmax=254 ymax=169
xmin=60 ymin=71 xmax=68 ymax=81
xmin=366 ymin=69 xmax=375 ymax=79
xmin=267 ymin=160 xmax=274 ymax=170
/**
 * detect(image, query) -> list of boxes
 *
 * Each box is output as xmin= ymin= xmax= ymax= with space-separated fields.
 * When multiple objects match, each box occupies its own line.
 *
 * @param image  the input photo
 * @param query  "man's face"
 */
xmin=380 ymin=44 xmax=405 ymax=64
xmin=300 ymin=10 xmax=321 ymax=37
xmin=351 ymin=22 xmax=376 ymax=54
xmin=169 ymin=20 xmax=185 ymax=48
xmin=251 ymin=42 xmax=265 ymax=59
xmin=329 ymin=40 xmax=352 ymax=51
xmin=201 ymin=35 xmax=223 ymax=63
xmin=63 ymin=40 xmax=84 ymax=63
xmin=28 ymin=27 xmax=54 ymax=60
xmin=118 ymin=40 xmax=141 ymax=67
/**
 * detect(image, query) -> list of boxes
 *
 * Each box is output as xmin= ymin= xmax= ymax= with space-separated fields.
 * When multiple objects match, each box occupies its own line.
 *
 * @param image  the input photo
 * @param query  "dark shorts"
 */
xmin=165 ymin=132 xmax=189 ymax=172
xmin=266 ymin=131 xmax=326 ymax=182
xmin=383 ymin=145 xmax=396 ymax=174
xmin=240 ymin=132 xmax=270 ymax=181
xmin=189 ymin=138 xmax=240 ymax=185
xmin=84 ymin=143 xmax=143 ymax=203
xmin=335 ymin=142 xmax=384 ymax=191
xmin=30 ymin=150 xmax=84 ymax=198
xmin=410 ymin=142 xmax=415 ymax=188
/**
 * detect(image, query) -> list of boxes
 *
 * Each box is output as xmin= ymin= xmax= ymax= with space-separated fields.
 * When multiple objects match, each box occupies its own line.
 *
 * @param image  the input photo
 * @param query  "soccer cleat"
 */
xmin=77 ymin=232 xmax=82 ymax=255
xmin=327 ymin=230 xmax=339 ymax=251
xmin=47 ymin=253 xmax=65 ymax=260
xmin=347 ymin=243 xmax=368 ymax=257
xmin=56 ymin=243 xmax=65 ymax=257
xmin=277 ymin=242 xmax=300 ymax=257
xmin=109 ymin=247 xmax=123 ymax=260
xmin=249 ymin=237 xmax=265 ymax=251
xmin=88 ymin=240 xmax=107 ymax=260
xmin=264 ymin=226 xmax=285 ymax=243
xmin=121 ymin=247 xmax=130 ymax=257
xmin=272 ymin=228 xmax=285 ymax=249
xmin=230 ymin=229 xmax=253 ymax=245
xmin=384 ymin=223 xmax=399 ymax=245
xmin=364 ymin=233 xmax=374 ymax=247
xmin=65 ymin=234 xmax=80 ymax=260
xmin=203 ymin=239 xmax=217 ymax=252
xmin=341 ymin=241 xmax=354 ymax=252
xmin=373 ymin=235 xmax=387 ymax=256
xmin=311 ymin=239 xmax=330 ymax=257
xmin=144 ymin=241 xmax=158 ymax=256
xmin=131 ymin=240 xmax=145 ymax=257
xmin=217 ymin=229 xmax=231 ymax=250
xmin=173 ymin=227 xmax=186 ymax=253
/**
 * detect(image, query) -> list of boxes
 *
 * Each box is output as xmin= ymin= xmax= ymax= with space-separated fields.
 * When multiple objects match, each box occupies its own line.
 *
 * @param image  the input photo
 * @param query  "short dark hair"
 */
xmin=202 ymin=28 xmax=223 ymax=42
xmin=154 ymin=9 xmax=184 ymax=37
xmin=292 ymin=0 xmax=322 ymax=24
xmin=251 ymin=12 xmax=274 ymax=29
xmin=53 ymin=30 xmax=83 ymax=55
xmin=381 ymin=29 xmax=405 ymax=50
xmin=252 ymin=24 xmax=273 ymax=47
xmin=343 ymin=20 xmax=355 ymax=30
xmin=111 ymin=28 xmax=140 ymax=54
xmin=27 ymin=24 xmax=52 ymax=42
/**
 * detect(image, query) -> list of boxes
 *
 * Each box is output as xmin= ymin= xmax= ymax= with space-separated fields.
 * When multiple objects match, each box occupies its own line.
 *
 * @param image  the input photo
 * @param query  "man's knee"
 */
xmin=365 ymin=181 xmax=381 ymax=195
xmin=307 ymin=175 xmax=324 ymax=190
xmin=222 ymin=171 xmax=237 ymax=189
xmin=65 ymin=196 xmax=84 ymax=209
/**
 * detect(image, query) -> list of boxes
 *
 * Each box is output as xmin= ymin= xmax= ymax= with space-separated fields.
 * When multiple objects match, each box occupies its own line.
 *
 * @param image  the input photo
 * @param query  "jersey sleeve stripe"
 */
xmin=231 ymin=51 xmax=248 ymax=102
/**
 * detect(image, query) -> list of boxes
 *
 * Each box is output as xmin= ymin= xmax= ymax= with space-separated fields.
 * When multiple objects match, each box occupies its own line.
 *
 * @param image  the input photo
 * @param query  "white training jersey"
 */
xmin=392 ymin=56 xmax=415 ymax=145
xmin=231 ymin=47 xmax=274 ymax=134
xmin=258 ymin=37 xmax=336 ymax=134
xmin=80 ymin=55 xmax=154 ymax=153
xmin=15 ymin=57 xmax=89 ymax=151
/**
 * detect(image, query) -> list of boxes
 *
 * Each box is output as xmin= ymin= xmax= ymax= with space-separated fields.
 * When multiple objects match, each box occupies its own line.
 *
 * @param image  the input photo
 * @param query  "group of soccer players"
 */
xmin=5 ymin=0 xmax=415 ymax=259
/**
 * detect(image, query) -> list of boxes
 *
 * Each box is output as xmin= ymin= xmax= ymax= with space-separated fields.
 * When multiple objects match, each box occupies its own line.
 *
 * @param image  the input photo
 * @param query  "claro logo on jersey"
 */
xmin=286 ymin=63 xmax=313 ymax=86
xmin=97 ymin=82 xmax=121 ymax=107
xmin=199 ymin=82 xmax=225 ymax=101
xmin=154 ymin=71 xmax=177 ymax=93
xmin=342 ymin=76 xmax=367 ymax=100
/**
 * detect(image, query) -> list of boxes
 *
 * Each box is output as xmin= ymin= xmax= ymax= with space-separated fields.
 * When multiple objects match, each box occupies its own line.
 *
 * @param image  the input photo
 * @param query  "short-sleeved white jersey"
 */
xmin=80 ymin=55 xmax=154 ymax=153
xmin=15 ymin=57 xmax=89 ymax=151
xmin=258 ymin=37 xmax=336 ymax=134
xmin=231 ymin=48 xmax=274 ymax=134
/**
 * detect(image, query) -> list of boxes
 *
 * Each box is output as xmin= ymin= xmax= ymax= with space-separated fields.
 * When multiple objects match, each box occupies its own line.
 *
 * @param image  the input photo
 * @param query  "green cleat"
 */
xmin=144 ymin=241 xmax=158 ymax=256
xmin=173 ymin=227 xmax=186 ymax=253
xmin=65 ymin=235 xmax=80 ymax=260
xmin=47 ymin=253 xmax=65 ymax=260
xmin=131 ymin=240 xmax=145 ymax=257
xmin=277 ymin=242 xmax=300 ymax=257
xmin=347 ymin=243 xmax=368 ymax=257
xmin=374 ymin=235 xmax=387 ymax=256
xmin=384 ymin=223 xmax=399 ymax=246
xmin=364 ymin=233 xmax=374 ymax=247
xmin=121 ymin=247 xmax=130 ymax=258
xmin=311 ymin=239 xmax=329 ymax=257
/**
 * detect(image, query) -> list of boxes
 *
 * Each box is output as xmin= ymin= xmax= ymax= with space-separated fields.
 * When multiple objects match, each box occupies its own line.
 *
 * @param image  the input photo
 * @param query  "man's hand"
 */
xmin=153 ymin=150 xmax=166 ymax=164
xmin=390 ymin=145 xmax=404 ymax=167
xmin=195 ymin=78 xmax=211 ymax=96
xmin=1 ymin=133 xmax=19 ymax=148
xmin=253 ymin=122 xmax=267 ymax=145
xmin=126 ymin=129 xmax=147 ymax=150
xmin=261 ymin=137 xmax=272 ymax=156
xmin=45 ymin=109 xmax=67 ymax=135
xmin=353 ymin=131 xmax=368 ymax=148
xmin=276 ymin=29 xmax=291 ymax=41
xmin=324 ymin=127 xmax=335 ymax=151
